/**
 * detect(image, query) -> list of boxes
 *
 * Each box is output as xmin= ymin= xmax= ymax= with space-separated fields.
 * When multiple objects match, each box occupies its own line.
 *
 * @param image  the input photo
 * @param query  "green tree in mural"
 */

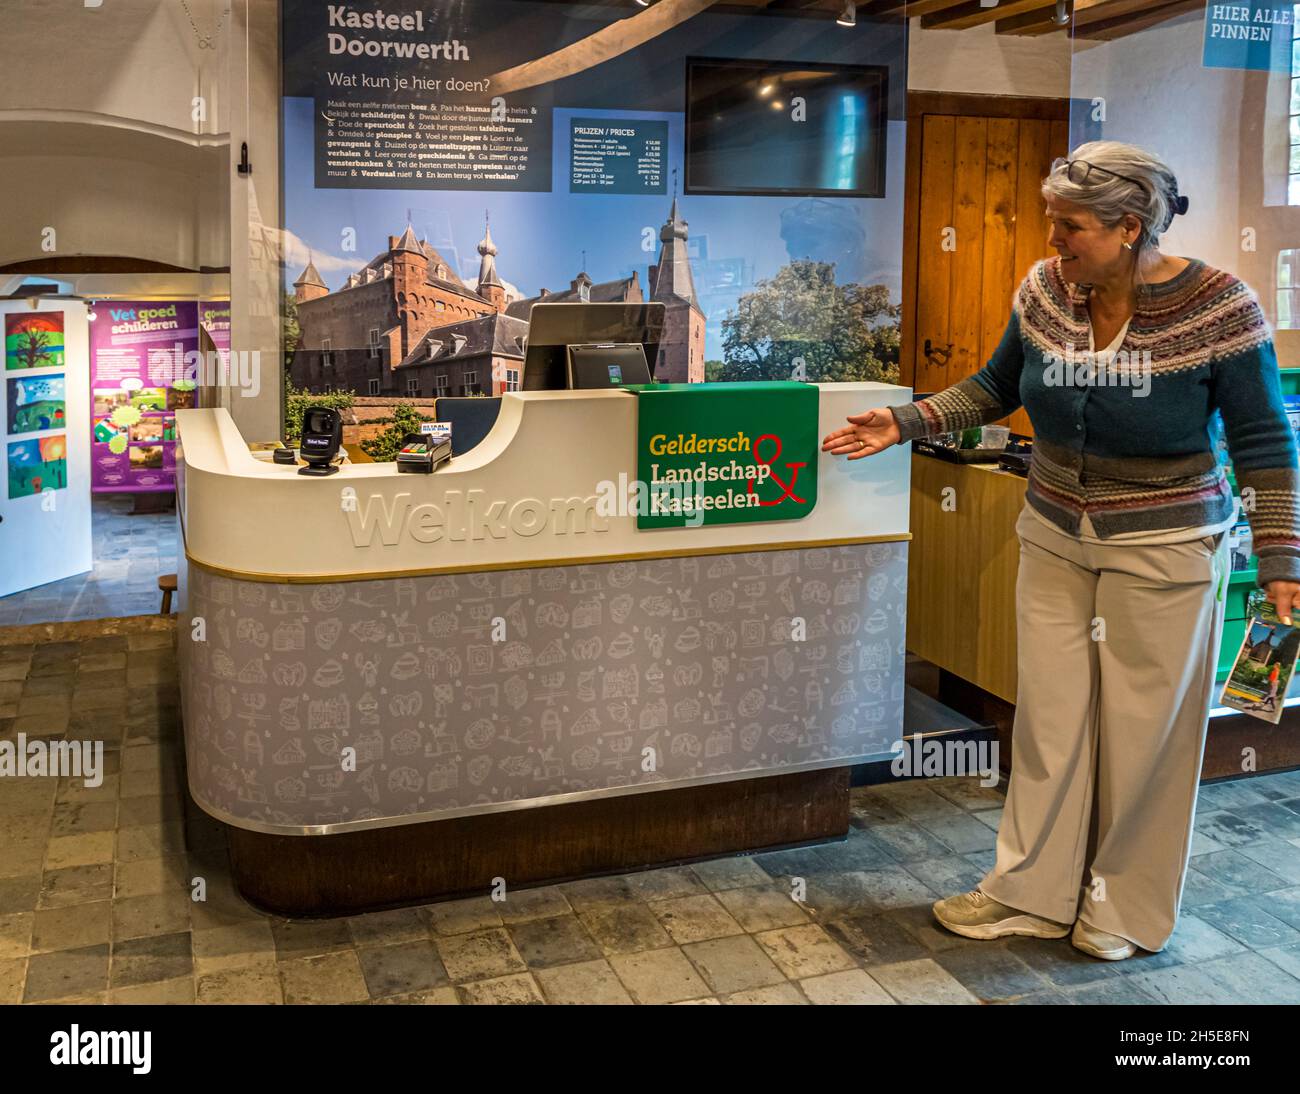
xmin=282 ymin=292 xmax=302 ymax=375
xmin=717 ymin=259 xmax=900 ymax=385
xmin=360 ymin=401 xmax=432 ymax=462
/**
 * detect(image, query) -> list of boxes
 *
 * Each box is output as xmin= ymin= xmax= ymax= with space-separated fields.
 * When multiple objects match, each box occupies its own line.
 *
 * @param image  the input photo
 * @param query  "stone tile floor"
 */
xmin=3 ymin=629 xmax=1300 ymax=1004
xmin=0 ymin=494 xmax=177 ymax=627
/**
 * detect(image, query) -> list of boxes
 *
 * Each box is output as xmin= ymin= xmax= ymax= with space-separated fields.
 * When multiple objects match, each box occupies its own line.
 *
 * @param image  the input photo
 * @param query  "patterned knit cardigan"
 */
xmin=890 ymin=256 xmax=1300 ymax=586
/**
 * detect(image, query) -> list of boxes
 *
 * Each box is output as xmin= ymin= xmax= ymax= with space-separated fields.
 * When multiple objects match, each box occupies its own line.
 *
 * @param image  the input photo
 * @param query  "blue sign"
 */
xmin=1202 ymin=2 xmax=1294 ymax=71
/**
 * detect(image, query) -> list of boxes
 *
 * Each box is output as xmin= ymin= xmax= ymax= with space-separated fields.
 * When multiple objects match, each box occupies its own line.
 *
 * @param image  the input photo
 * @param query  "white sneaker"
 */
xmin=932 ymin=889 xmax=1072 ymax=940
xmin=1071 ymin=918 xmax=1137 ymax=961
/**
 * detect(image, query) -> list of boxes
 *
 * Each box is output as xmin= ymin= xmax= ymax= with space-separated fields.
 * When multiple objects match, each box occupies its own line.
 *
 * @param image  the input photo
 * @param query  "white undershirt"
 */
xmin=1091 ymin=318 xmax=1130 ymax=356
xmin=1026 ymin=315 xmax=1236 ymax=545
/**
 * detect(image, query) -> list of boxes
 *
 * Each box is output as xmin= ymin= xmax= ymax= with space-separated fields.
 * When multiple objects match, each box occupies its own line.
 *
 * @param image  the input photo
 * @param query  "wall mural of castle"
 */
xmin=289 ymin=197 xmax=706 ymax=398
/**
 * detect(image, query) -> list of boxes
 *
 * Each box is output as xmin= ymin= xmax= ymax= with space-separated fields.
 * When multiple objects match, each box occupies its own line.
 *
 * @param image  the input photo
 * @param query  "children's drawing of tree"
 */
xmin=13 ymin=323 xmax=55 ymax=370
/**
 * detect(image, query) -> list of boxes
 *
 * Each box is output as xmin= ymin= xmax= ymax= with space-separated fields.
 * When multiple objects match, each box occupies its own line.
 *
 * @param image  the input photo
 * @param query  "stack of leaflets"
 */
xmin=420 ymin=421 xmax=453 ymax=446
xmin=1219 ymin=589 xmax=1300 ymax=723
xmin=1227 ymin=520 xmax=1253 ymax=573
xmin=1285 ymin=394 xmax=1300 ymax=447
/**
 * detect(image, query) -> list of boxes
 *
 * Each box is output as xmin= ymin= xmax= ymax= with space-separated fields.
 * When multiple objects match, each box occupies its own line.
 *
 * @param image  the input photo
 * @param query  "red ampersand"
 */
xmin=747 ymin=433 xmax=807 ymax=506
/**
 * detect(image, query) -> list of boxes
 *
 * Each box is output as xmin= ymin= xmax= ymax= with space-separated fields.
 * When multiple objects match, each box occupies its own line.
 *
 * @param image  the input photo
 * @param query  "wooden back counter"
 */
xmin=906 ymin=451 xmax=1300 ymax=780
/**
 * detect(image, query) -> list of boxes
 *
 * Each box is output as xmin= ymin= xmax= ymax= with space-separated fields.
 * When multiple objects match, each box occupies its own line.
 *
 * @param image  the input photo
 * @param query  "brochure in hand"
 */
xmin=1219 ymin=589 xmax=1300 ymax=724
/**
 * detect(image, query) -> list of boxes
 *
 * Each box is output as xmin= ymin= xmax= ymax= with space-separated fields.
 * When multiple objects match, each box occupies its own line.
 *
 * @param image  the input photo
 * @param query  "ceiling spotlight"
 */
xmin=634 ymin=0 xmax=652 ymax=7
xmin=837 ymin=1 xmax=856 ymax=26
xmin=1051 ymin=0 xmax=1070 ymax=24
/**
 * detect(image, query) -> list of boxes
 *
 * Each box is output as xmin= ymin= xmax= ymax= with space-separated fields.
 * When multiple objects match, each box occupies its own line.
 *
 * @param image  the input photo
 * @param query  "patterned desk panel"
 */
xmin=179 ymin=542 xmax=908 ymax=832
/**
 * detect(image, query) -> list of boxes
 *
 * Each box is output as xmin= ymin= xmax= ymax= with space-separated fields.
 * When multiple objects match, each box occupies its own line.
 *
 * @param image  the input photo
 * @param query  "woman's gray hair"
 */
xmin=1042 ymin=140 xmax=1183 ymax=253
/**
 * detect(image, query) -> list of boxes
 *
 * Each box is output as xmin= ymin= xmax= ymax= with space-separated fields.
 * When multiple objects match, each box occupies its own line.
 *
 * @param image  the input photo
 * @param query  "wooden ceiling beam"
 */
xmin=762 ymin=0 xmax=832 ymax=9
xmin=488 ymin=0 xmax=716 ymax=93
xmin=1069 ymin=0 xmax=1177 ymax=25
xmin=994 ymin=5 xmax=1069 ymax=34
xmin=1073 ymin=0 xmax=1203 ymax=38
xmin=859 ymin=0 xmax=960 ymax=17
xmin=856 ymin=0 xmax=905 ymax=14
xmin=921 ymin=0 xmax=1059 ymax=30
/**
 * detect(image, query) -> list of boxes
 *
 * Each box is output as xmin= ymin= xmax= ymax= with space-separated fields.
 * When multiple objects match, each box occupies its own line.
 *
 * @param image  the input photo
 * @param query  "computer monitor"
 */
xmin=567 ymin=343 xmax=652 ymax=389
xmin=521 ymin=302 xmax=665 ymax=390
xmin=685 ymin=58 xmax=888 ymax=198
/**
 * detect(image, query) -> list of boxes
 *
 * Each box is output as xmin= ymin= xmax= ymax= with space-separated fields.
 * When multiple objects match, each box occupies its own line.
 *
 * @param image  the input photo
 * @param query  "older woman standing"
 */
xmin=823 ymin=140 xmax=1300 ymax=960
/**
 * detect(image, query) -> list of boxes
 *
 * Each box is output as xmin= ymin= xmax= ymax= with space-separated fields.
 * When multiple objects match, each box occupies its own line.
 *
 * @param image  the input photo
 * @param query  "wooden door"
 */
xmin=901 ymin=96 xmax=1070 ymax=438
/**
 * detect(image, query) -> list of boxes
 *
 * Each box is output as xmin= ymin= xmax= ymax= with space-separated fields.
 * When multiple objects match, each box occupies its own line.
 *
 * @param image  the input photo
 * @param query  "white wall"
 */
xmin=1070 ymin=13 xmax=1245 ymax=275
xmin=0 ymin=300 xmax=93 ymax=597
xmin=0 ymin=0 xmax=229 ymax=272
xmin=0 ymin=0 xmax=272 ymax=437
xmin=226 ymin=0 xmax=283 ymax=444
xmin=0 ymin=0 xmax=216 ymax=134
xmin=908 ymin=18 xmax=1072 ymax=98
xmin=0 ymin=139 xmax=226 ymax=273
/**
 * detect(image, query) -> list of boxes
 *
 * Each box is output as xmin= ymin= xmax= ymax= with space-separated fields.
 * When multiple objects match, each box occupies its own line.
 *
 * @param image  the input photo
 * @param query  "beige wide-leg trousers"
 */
xmin=978 ymin=503 xmax=1230 ymax=952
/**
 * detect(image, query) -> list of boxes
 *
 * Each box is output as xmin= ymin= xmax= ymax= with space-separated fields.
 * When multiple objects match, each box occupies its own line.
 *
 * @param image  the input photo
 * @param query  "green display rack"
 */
xmin=1216 ymin=366 xmax=1300 ymax=681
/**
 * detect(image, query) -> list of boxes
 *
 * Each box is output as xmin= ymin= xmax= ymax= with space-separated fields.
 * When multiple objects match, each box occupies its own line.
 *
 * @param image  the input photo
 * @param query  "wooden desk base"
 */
xmin=907 ymin=455 xmax=1025 ymax=705
xmin=220 ymin=767 xmax=850 ymax=917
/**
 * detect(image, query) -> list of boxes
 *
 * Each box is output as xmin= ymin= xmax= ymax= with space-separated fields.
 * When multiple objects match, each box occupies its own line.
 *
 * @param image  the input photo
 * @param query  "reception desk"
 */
xmin=175 ymin=383 xmax=913 ymax=914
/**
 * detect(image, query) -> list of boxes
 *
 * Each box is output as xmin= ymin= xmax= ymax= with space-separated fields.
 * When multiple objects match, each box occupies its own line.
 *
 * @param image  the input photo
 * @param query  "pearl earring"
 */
xmin=1122 ymin=240 xmax=1133 ymax=250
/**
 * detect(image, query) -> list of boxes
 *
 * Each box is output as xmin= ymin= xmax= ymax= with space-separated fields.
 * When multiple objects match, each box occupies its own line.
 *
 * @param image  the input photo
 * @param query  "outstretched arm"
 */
xmin=891 ymin=311 xmax=1026 ymax=443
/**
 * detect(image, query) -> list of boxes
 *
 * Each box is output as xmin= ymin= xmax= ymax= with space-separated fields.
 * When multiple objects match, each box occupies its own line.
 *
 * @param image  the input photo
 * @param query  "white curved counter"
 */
xmin=176 ymin=383 xmax=912 ymax=581
xmin=174 ymin=383 xmax=914 ymax=841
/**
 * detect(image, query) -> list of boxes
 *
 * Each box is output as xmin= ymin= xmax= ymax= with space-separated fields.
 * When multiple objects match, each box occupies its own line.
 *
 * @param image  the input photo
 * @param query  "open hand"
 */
xmin=822 ymin=408 xmax=902 ymax=460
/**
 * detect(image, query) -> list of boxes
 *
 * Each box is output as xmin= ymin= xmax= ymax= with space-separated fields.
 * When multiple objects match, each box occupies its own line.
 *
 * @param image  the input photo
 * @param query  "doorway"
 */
xmin=899 ymin=91 xmax=1070 ymax=749
xmin=901 ymin=92 xmax=1070 ymax=438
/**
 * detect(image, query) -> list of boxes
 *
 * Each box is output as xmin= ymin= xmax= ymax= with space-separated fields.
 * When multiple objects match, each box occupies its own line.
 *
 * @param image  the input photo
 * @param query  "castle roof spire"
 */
xmin=652 ymin=192 xmax=697 ymax=306
xmin=477 ymin=211 xmax=503 ymax=289
xmin=293 ymin=258 xmax=326 ymax=289
xmin=393 ymin=223 xmax=422 ymax=255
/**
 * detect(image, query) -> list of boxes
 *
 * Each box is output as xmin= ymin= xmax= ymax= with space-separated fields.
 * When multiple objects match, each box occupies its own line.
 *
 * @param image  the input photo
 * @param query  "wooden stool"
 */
xmin=158 ymin=573 xmax=177 ymax=614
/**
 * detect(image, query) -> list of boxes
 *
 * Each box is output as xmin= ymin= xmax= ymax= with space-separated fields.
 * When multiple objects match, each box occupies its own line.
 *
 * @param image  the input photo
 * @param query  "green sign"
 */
xmin=629 ymin=381 xmax=819 ymax=530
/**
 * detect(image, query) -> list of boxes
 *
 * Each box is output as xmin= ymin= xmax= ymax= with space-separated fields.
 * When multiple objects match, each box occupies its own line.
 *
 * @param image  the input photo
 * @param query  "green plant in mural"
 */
xmin=716 ymin=259 xmax=900 ymax=385
xmin=360 ymin=402 xmax=432 ymax=462
xmin=284 ymin=379 xmax=353 ymax=446
xmin=282 ymin=292 xmax=302 ymax=375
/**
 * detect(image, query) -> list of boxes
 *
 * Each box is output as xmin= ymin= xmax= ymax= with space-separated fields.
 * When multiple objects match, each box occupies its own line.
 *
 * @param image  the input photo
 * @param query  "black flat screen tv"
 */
xmin=684 ymin=58 xmax=888 ymax=198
